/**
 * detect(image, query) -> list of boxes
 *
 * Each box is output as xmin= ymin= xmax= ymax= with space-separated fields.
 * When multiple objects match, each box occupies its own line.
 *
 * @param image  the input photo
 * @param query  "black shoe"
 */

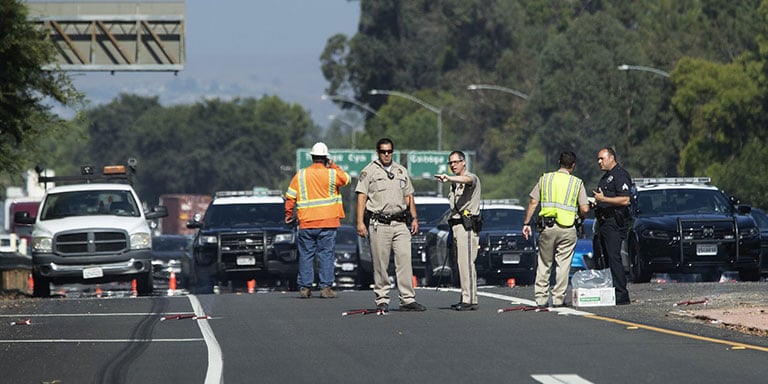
xmin=399 ymin=301 xmax=427 ymax=311
xmin=377 ymin=303 xmax=389 ymax=313
xmin=552 ymin=303 xmax=568 ymax=308
xmin=455 ymin=303 xmax=478 ymax=311
xmin=616 ymin=300 xmax=631 ymax=305
xmin=450 ymin=302 xmax=462 ymax=310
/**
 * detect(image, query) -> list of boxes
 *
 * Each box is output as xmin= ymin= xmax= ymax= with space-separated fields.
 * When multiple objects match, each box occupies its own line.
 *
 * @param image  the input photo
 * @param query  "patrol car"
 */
xmin=425 ymin=199 xmax=537 ymax=286
xmin=184 ymin=189 xmax=297 ymax=293
xmin=626 ymin=177 xmax=761 ymax=282
xmin=14 ymin=162 xmax=168 ymax=297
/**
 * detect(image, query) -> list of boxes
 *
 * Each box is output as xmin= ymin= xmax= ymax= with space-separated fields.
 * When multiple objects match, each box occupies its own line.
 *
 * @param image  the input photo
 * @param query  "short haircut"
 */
xmin=559 ymin=151 xmax=577 ymax=168
xmin=600 ymin=146 xmax=617 ymax=160
xmin=449 ymin=150 xmax=465 ymax=160
xmin=377 ymin=138 xmax=394 ymax=150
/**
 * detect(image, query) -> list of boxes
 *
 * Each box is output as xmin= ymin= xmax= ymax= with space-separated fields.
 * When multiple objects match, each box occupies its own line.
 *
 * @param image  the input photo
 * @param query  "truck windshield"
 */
xmin=203 ymin=203 xmax=285 ymax=227
xmin=41 ymin=190 xmax=140 ymax=219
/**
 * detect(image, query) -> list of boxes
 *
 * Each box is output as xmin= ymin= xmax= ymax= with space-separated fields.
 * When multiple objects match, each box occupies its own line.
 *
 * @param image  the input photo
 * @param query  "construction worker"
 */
xmin=435 ymin=150 xmax=482 ymax=311
xmin=285 ymin=142 xmax=350 ymax=299
xmin=356 ymin=138 xmax=426 ymax=313
xmin=522 ymin=151 xmax=590 ymax=307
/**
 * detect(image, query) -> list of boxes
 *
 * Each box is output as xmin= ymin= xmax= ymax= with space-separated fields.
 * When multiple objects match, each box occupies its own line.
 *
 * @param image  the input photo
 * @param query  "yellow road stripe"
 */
xmin=585 ymin=314 xmax=768 ymax=352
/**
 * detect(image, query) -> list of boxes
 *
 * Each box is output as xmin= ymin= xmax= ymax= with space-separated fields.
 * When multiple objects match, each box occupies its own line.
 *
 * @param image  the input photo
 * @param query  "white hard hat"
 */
xmin=310 ymin=142 xmax=329 ymax=157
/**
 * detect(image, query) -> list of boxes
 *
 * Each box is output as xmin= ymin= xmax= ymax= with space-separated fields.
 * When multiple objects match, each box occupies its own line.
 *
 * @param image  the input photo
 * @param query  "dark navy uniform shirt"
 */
xmin=596 ymin=164 xmax=632 ymax=215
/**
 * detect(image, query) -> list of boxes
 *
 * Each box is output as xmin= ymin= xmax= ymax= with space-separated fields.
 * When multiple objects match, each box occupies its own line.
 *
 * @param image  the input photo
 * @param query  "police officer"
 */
xmin=593 ymin=147 xmax=632 ymax=305
xmin=522 ymin=151 xmax=590 ymax=307
xmin=356 ymin=138 xmax=426 ymax=313
xmin=435 ymin=150 xmax=481 ymax=311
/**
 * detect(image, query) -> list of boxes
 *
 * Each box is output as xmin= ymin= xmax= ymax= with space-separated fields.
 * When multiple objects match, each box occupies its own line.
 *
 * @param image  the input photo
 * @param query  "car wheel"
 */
xmin=136 ymin=271 xmax=153 ymax=296
xmin=629 ymin=236 xmax=652 ymax=283
xmin=32 ymin=273 xmax=51 ymax=298
xmin=739 ymin=267 xmax=761 ymax=282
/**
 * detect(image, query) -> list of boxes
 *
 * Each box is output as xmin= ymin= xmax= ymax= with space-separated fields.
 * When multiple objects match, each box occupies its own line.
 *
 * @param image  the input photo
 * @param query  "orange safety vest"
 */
xmin=285 ymin=163 xmax=350 ymax=228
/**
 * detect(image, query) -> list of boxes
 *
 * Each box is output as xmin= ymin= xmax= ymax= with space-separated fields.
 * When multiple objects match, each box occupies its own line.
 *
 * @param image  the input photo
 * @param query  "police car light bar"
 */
xmin=215 ymin=189 xmax=283 ymax=198
xmin=481 ymin=198 xmax=521 ymax=205
xmin=634 ymin=177 xmax=711 ymax=185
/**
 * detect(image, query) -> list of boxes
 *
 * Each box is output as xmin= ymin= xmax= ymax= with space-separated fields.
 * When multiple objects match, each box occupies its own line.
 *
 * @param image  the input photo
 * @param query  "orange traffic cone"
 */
xmin=168 ymin=272 xmax=177 ymax=295
xmin=131 ymin=279 xmax=138 ymax=296
xmin=507 ymin=278 xmax=516 ymax=288
xmin=247 ymin=279 xmax=256 ymax=293
xmin=95 ymin=284 xmax=103 ymax=298
xmin=27 ymin=273 xmax=34 ymax=293
xmin=412 ymin=275 xmax=418 ymax=288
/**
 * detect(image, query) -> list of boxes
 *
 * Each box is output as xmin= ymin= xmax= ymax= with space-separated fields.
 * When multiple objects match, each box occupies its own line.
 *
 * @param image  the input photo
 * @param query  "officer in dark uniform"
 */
xmin=593 ymin=147 xmax=632 ymax=305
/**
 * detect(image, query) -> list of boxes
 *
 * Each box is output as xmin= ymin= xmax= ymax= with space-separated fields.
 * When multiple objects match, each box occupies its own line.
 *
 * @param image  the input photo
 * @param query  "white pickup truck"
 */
xmin=14 ymin=163 xmax=167 ymax=297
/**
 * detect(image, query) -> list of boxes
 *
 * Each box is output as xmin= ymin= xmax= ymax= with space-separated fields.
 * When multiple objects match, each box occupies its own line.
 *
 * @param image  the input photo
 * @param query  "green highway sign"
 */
xmin=295 ymin=149 xmax=400 ymax=177
xmin=407 ymin=151 xmax=453 ymax=178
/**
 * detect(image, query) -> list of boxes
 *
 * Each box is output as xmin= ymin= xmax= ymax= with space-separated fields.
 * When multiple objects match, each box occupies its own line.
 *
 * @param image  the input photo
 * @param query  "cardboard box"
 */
xmin=572 ymin=287 xmax=616 ymax=307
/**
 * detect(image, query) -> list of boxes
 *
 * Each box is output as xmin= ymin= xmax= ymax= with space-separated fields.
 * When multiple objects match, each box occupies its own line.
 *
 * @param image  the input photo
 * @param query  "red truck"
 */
xmin=158 ymin=194 xmax=212 ymax=235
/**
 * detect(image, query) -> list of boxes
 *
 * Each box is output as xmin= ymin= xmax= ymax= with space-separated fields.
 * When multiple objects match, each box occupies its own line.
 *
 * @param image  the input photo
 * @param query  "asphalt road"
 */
xmin=0 ymin=281 xmax=766 ymax=384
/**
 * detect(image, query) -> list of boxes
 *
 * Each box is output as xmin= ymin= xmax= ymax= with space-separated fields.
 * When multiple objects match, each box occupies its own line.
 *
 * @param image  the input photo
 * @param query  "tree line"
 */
xmin=4 ymin=0 xmax=768 ymax=208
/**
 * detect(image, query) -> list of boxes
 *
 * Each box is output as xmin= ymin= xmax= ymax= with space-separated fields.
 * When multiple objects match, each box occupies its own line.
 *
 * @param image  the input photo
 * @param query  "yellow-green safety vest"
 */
xmin=539 ymin=172 xmax=582 ymax=227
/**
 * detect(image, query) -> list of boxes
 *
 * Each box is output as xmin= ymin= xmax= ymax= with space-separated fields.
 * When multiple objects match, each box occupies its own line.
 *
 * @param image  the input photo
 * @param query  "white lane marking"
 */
xmin=531 ymin=374 xmax=595 ymax=383
xmin=0 ymin=312 xmax=194 ymax=318
xmin=188 ymin=294 xmax=224 ymax=384
xmin=430 ymin=287 xmax=595 ymax=316
xmin=0 ymin=338 xmax=203 ymax=343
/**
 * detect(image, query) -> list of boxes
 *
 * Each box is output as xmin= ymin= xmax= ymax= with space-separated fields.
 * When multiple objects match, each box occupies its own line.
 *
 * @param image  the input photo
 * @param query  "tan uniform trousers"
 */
xmin=369 ymin=220 xmax=416 ymax=305
xmin=535 ymin=224 xmax=577 ymax=306
xmin=452 ymin=223 xmax=479 ymax=305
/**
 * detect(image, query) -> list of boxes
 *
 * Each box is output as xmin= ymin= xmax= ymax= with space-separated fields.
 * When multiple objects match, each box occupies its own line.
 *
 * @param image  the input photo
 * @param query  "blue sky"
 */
xmin=69 ymin=0 xmax=361 ymax=128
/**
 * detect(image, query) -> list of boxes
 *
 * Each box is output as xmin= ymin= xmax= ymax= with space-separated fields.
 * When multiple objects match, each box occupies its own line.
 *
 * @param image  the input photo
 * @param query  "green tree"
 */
xmin=0 ymin=0 xmax=82 ymax=177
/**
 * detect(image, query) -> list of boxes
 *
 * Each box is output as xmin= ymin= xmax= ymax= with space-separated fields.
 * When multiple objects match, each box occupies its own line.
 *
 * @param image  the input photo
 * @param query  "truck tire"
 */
xmin=136 ymin=271 xmax=153 ymax=296
xmin=32 ymin=273 xmax=51 ymax=298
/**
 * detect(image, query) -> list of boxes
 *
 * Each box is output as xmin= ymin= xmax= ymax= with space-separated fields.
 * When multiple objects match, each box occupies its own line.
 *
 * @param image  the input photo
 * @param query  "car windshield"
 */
xmin=416 ymin=204 xmax=450 ymax=224
xmin=41 ymin=190 xmax=139 ymax=220
xmin=635 ymin=188 xmax=732 ymax=216
xmin=481 ymin=208 xmax=525 ymax=230
xmin=203 ymin=203 xmax=285 ymax=227
xmin=336 ymin=228 xmax=358 ymax=246
xmin=750 ymin=209 xmax=768 ymax=229
xmin=153 ymin=236 xmax=192 ymax=252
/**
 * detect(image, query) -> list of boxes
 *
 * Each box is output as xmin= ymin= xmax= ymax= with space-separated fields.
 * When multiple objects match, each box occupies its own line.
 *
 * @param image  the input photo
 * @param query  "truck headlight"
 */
xmin=130 ymin=233 xmax=151 ymax=249
xmin=199 ymin=235 xmax=218 ymax=245
xmin=32 ymin=236 xmax=53 ymax=252
xmin=274 ymin=233 xmax=294 ymax=244
xmin=740 ymin=227 xmax=760 ymax=239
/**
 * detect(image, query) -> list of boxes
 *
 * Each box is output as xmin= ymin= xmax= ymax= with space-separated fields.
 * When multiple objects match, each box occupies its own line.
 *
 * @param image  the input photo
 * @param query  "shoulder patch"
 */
xmin=360 ymin=171 xmax=367 ymax=181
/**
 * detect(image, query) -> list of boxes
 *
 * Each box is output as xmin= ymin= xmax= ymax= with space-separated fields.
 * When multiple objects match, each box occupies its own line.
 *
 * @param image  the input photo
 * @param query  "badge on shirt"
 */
xmin=360 ymin=171 xmax=367 ymax=181
xmin=607 ymin=175 xmax=614 ymax=183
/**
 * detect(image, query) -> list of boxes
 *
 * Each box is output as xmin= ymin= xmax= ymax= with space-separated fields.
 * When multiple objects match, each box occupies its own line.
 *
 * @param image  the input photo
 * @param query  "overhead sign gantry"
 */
xmin=27 ymin=1 xmax=185 ymax=72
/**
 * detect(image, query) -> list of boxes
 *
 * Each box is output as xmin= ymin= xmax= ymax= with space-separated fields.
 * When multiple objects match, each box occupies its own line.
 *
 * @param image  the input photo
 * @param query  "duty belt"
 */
xmin=370 ymin=211 xmax=408 ymax=224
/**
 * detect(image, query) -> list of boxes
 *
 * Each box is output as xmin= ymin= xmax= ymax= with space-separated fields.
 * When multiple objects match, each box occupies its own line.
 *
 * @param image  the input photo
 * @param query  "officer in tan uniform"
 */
xmin=356 ymin=138 xmax=426 ymax=313
xmin=436 ymin=150 xmax=481 ymax=311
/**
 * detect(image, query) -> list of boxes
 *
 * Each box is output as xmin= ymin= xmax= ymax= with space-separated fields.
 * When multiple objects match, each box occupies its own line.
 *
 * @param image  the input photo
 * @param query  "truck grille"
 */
xmin=678 ymin=219 xmax=736 ymax=241
xmin=55 ymin=231 xmax=128 ymax=255
xmin=220 ymin=231 xmax=267 ymax=269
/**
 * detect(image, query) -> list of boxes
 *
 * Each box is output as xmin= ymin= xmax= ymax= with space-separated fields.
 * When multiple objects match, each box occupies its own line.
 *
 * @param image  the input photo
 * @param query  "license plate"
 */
xmin=502 ymin=254 xmax=521 ymax=264
xmin=341 ymin=263 xmax=355 ymax=272
xmin=237 ymin=256 xmax=256 ymax=265
xmin=82 ymin=267 xmax=103 ymax=279
xmin=696 ymin=244 xmax=718 ymax=256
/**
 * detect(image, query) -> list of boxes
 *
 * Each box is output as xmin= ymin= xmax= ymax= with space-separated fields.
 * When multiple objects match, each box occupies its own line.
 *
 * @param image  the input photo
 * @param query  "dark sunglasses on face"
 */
xmin=448 ymin=159 xmax=463 ymax=165
xmin=378 ymin=149 xmax=394 ymax=155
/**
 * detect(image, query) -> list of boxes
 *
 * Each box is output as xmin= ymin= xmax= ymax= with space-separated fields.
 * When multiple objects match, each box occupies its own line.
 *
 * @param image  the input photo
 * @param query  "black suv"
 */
xmin=184 ymin=190 xmax=297 ymax=293
xmin=626 ymin=177 xmax=761 ymax=282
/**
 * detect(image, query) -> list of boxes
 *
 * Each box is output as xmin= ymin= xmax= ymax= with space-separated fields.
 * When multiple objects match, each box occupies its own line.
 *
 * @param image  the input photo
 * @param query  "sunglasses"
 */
xmin=448 ymin=159 xmax=463 ymax=165
xmin=378 ymin=149 xmax=394 ymax=155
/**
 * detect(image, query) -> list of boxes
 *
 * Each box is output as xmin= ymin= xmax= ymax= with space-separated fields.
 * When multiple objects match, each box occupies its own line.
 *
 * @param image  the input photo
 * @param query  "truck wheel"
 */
xmin=739 ymin=267 xmax=761 ymax=282
xmin=32 ymin=273 xmax=51 ymax=298
xmin=136 ymin=272 xmax=153 ymax=296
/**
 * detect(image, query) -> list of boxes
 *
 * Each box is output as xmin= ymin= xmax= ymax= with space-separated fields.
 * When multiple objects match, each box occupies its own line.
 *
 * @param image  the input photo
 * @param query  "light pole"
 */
xmin=617 ymin=64 xmax=670 ymax=78
xmin=321 ymin=94 xmax=379 ymax=116
xmin=368 ymin=89 xmax=443 ymax=151
xmin=328 ymin=114 xmax=362 ymax=149
xmin=466 ymin=84 xmax=529 ymax=100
